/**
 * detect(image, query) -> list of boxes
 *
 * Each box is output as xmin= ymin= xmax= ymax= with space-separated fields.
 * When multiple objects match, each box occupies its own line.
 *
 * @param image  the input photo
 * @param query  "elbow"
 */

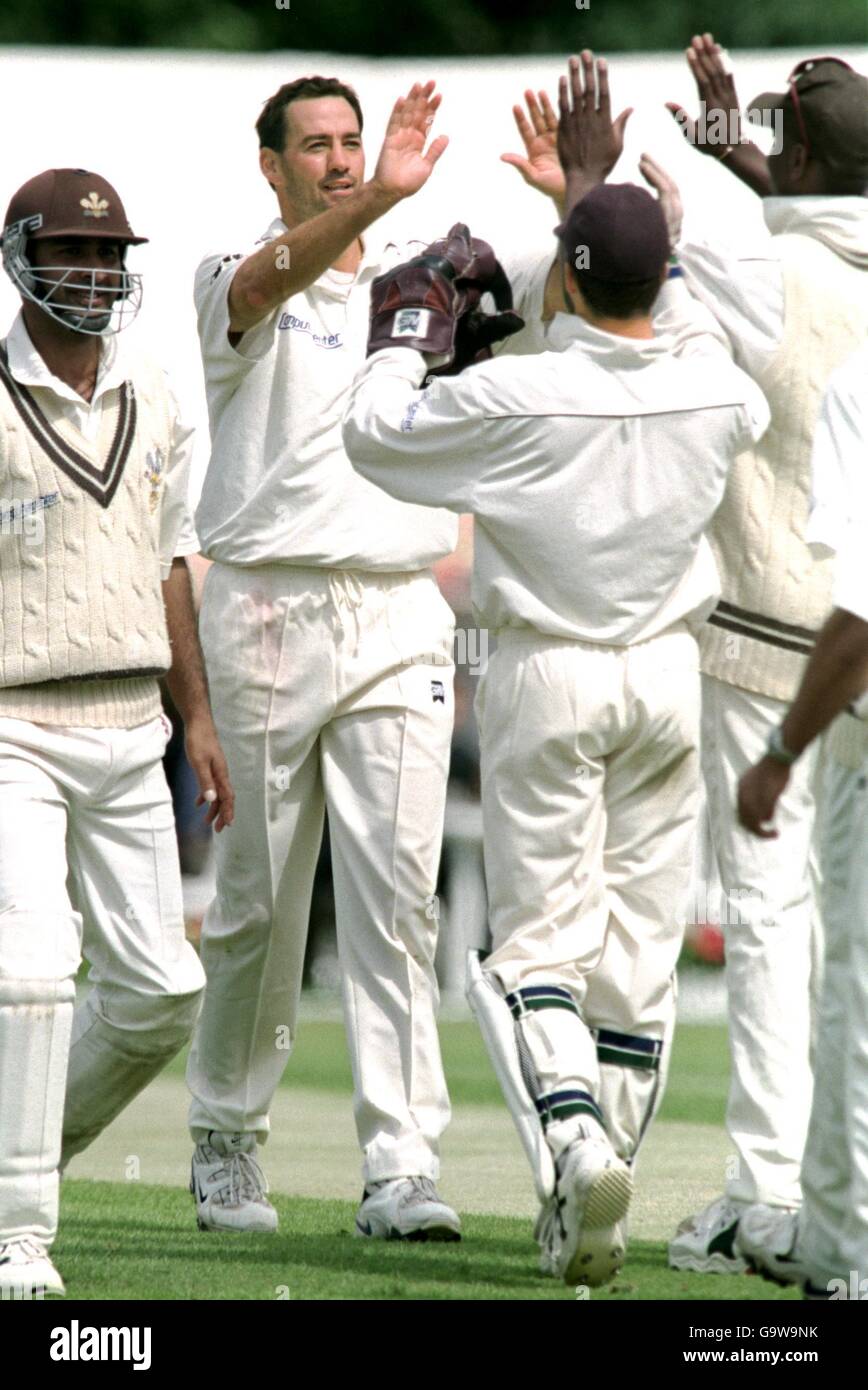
xmin=228 ymin=274 xmax=274 ymax=330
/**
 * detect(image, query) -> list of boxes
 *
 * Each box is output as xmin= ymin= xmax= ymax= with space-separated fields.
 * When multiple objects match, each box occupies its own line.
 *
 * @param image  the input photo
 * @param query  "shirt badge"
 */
xmin=144 ymin=446 xmax=165 ymax=513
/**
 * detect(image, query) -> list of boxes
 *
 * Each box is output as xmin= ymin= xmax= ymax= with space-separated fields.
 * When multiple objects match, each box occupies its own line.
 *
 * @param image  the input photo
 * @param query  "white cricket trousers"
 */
xmin=700 ymin=673 xmax=823 ymax=1208
xmin=0 ymin=715 xmax=204 ymax=1245
xmin=187 ymin=563 xmax=455 ymax=1183
xmin=801 ymin=749 xmax=868 ymax=1290
xmin=478 ymin=625 xmax=701 ymax=1163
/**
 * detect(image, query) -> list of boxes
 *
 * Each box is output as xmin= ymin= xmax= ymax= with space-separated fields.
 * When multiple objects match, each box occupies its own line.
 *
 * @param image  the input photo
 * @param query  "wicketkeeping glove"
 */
xmin=367 ymin=223 xmax=524 ymax=375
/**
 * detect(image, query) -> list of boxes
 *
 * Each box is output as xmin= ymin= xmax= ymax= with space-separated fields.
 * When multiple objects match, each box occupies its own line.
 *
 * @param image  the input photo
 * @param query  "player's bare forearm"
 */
xmin=564 ymin=168 xmax=599 ymax=209
xmin=162 ymin=557 xmax=211 ymax=724
xmin=721 ymin=142 xmax=773 ymax=197
xmin=779 ymin=608 xmax=868 ymax=757
xmin=738 ymin=608 xmax=868 ymax=837
xmin=228 ymin=182 xmax=400 ymax=332
xmin=161 ymin=558 xmax=235 ymax=830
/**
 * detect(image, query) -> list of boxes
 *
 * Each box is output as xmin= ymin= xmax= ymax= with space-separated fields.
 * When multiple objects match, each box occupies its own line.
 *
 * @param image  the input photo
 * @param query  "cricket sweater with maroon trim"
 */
xmin=698 ymin=230 xmax=868 ymax=702
xmin=0 ymin=341 xmax=174 ymax=727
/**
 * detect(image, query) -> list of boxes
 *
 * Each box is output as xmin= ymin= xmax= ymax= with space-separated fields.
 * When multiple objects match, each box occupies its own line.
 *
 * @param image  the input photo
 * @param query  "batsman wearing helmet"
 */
xmin=343 ymin=55 xmax=769 ymax=1285
xmin=0 ymin=168 xmax=232 ymax=1298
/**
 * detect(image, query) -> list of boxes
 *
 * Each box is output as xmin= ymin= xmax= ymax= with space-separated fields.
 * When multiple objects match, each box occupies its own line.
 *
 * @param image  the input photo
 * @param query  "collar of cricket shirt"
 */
xmin=762 ymin=194 xmax=868 ymax=266
xmin=5 ymin=308 xmax=126 ymax=406
xmin=545 ymin=309 xmax=670 ymax=365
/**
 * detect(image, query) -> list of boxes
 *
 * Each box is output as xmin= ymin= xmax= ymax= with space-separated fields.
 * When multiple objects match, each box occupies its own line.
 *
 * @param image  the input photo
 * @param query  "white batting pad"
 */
xmin=466 ymin=950 xmax=555 ymax=1203
xmin=0 ymin=977 xmax=74 ymax=1243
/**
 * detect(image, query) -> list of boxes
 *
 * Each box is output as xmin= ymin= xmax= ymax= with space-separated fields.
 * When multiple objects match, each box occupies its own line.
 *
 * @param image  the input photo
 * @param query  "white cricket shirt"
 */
xmin=343 ymin=279 xmax=770 ymax=645
xmin=194 ymin=220 xmax=457 ymax=570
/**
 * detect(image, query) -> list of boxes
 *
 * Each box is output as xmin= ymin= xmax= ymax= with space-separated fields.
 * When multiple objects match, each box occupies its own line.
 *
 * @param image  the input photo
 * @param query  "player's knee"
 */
xmin=201 ymin=898 xmax=274 ymax=950
xmin=0 ymin=907 xmax=81 ymax=985
xmin=104 ymin=984 xmax=204 ymax=1057
xmin=151 ymin=986 xmax=203 ymax=1050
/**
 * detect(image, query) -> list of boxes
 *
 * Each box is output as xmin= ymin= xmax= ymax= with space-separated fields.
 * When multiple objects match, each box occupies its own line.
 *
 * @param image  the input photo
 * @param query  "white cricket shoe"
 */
xmin=534 ymin=1196 xmax=561 ymax=1277
xmin=547 ymin=1133 xmax=633 ymax=1287
xmin=735 ymin=1203 xmax=805 ymax=1285
xmin=0 ymin=1237 xmax=65 ymax=1299
xmin=190 ymin=1133 xmax=278 ymax=1234
xmin=668 ymin=1195 xmax=747 ymax=1274
xmin=355 ymin=1177 xmax=462 ymax=1241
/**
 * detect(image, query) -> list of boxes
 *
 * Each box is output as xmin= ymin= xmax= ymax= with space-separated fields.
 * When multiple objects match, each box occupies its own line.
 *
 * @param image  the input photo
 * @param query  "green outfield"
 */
xmin=57 ymin=1014 xmax=797 ymax=1301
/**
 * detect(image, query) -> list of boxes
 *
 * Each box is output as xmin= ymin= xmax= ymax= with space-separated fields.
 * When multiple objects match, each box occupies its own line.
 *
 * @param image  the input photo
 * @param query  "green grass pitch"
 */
xmin=55 ymin=1017 xmax=798 ymax=1301
xmin=54 ymin=1185 xmax=797 ymax=1302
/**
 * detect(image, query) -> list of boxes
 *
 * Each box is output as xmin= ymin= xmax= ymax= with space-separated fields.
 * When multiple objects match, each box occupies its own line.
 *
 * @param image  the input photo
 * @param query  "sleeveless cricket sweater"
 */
xmin=699 ymin=232 xmax=868 ymax=704
xmin=0 ymin=344 xmax=173 ymax=727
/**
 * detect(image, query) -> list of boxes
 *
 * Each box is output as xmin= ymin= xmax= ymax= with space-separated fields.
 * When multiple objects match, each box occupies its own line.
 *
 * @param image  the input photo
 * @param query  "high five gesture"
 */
xmin=372 ymin=80 xmax=449 ymax=200
xmin=557 ymin=52 xmax=633 ymax=209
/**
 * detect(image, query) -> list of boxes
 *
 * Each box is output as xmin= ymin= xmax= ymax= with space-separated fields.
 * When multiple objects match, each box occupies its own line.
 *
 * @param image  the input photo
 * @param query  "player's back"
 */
xmin=459 ymin=321 xmax=768 ymax=644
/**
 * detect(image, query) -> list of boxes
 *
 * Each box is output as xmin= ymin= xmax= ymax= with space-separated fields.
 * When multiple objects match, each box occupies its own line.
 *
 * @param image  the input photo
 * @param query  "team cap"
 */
xmin=556 ymin=183 xmax=670 ymax=284
xmin=749 ymin=58 xmax=868 ymax=171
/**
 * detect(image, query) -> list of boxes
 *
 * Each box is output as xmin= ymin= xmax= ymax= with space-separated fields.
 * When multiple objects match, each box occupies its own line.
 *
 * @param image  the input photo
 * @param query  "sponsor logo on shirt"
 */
xmin=401 ymin=397 xmax=427 ymax=431
xmin=277 ymin=313 xmax=343 ymax=349
xmin=431 ymin=680 xmax=446 ymax=704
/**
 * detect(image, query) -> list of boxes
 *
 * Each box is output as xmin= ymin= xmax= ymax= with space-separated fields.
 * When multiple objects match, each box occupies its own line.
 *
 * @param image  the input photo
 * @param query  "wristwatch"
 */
xmin=766 ymin=724 xmax=799 ymax=765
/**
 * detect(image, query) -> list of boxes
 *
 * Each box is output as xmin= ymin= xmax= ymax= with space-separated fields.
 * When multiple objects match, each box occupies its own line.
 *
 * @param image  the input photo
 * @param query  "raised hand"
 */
xmin=667 ymin=33 xmax=744 ymax=155
xmin=639 ymin=152 xmax=683 ymax=249
xmin=501 ymin=89 xmax=566 ymax=206
xmin=557 ymin=52 xmax=633 ymax=207
xmin=371 ymin=80 xmax=449 ymax=201
xmin=666 ymin=33 xmax=772 ymax=195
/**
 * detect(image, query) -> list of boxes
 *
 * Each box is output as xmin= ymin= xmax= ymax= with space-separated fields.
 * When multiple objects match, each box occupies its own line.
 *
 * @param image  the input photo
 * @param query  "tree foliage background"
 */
xmin=2 ymin=0 xmax=866 ymax=54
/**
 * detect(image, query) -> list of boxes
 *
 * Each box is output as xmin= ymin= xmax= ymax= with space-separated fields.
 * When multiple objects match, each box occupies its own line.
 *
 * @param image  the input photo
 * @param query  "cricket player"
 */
xmin=186 ymin=77 xmax=465 ymax=1240
xmin=656 ymin=39 xmax=868 ymax=1274
xmin=342 ymin=57 xmax=769 ymax=1284
xmin=0 ymin=168 xmax=232 ymax=1298
xmin=739 ymin=344 xmax=868 ymax=1298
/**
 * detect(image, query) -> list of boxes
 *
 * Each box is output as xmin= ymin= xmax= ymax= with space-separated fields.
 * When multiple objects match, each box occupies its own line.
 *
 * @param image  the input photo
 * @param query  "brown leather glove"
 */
xmin=367 ymin=223 xmax=524 ymax=375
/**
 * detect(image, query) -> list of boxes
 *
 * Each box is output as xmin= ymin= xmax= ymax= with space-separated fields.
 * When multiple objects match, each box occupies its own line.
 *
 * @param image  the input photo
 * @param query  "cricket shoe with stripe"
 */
xmin=190 ymin=1132 xmax=278 ymax=1234
xmin=668 ymin=1195 xmax=748 ymax=1274
xmin=546 ymin=1130 xmax=633 ymax=1287
xmin=0 ymin=1237 xmax=65 ymax=1299
xmin=535 ymin=1199 xmax=629 ymax=1282
xmin=735 ymin=1203 xmax=805 ymax=1286
xmin=355 ymin=1177 xmax=462 ymax=1241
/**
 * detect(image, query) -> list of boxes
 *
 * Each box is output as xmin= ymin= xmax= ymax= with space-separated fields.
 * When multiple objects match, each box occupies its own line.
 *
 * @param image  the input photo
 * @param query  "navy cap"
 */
xmin=556 ymin=183 xmax=670 ymax=284
xmin=749 ymin=58 xmax=868 ymax=172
